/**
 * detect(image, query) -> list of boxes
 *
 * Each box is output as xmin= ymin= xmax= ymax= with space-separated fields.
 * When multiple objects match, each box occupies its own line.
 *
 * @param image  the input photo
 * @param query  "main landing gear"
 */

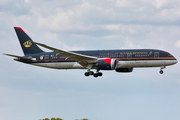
xmin=84 ymin=69 xmax=103 ymax=77
xmin=159 ymin=66 xmax=166 ymax=74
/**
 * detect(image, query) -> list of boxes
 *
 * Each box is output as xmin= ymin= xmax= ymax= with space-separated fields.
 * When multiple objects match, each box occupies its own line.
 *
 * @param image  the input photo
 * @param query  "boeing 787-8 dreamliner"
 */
xmin=4 ymin=27 xmax=178 ymax=77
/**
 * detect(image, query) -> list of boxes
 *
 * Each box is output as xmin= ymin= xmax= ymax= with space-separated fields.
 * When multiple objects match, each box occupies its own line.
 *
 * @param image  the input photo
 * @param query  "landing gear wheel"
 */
xmin=98 ymin=72 xmax=103 ymax=77
xmin=93 ymin=73 xmax=98 ymax=77
xmin=159 ymin=66 xmax=165 ymax=74
xmin=84 ymin=72 xmax=90 ymax=76
xmin=89 ymin=71 xmax=94 ymax=75
xmin=159 ymin=70 xmax=163 ymax=74
xmin=84 ymin=69 xmax=103 ymax=77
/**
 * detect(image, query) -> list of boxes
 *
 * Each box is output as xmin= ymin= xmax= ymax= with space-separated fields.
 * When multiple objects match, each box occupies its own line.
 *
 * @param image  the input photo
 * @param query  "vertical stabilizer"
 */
xmin=14 ymin=27 xmax=44 ymax=55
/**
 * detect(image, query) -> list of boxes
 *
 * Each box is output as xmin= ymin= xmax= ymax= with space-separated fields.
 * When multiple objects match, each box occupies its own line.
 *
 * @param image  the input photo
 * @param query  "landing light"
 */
xmin=14 ymin=58 xmax=18 ymax=60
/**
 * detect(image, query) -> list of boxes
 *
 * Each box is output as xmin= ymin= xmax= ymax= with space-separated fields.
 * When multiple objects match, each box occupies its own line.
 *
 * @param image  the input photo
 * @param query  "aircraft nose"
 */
xmin=174 ymin=57 xmax=178 ymax=64
xmin=175 ymin=59 xmax=178 ymax=64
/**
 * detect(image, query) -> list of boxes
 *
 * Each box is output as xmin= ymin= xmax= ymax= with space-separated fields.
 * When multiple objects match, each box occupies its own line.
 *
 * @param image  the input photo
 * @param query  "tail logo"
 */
xmin=23 ymin=41 xmax=32 ymax=47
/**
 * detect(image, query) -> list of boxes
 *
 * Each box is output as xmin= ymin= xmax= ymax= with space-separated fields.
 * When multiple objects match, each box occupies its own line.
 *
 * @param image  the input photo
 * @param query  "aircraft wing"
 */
xmin=33 ymin=42 xmax=98 ymax=67
xmin=4 ymin=54 xmax=34 ymax=61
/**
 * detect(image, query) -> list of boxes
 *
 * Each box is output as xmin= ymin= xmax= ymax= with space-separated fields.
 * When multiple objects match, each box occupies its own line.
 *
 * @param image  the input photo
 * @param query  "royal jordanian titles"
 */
xmin=4 ymin=27 xmax=178 ymax=77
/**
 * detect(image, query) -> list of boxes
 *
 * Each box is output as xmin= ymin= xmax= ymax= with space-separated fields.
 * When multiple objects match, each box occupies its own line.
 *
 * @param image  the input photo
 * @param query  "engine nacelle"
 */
xmin=115 ymin=68 xmax=133 ymax=73
xmin=94 ymin=58 xmax=117 ymax=70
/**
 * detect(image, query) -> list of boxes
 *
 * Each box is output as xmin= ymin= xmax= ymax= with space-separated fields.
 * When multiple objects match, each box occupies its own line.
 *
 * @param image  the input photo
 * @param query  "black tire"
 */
xmin=89 ymin=71 xmax=94 ymax=75
xmin=93 ymin=73 xmax=98 ymax=77
xmin=160 ymin=70 xmax=163 ymax=74
xmin=85 ymin=72 xmax=89 ymax=76
xmin=98 ymin=72 xmax=103 ymax=76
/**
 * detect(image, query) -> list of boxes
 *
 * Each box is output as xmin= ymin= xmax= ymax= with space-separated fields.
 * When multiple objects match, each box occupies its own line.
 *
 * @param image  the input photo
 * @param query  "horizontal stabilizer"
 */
xmin=4 ymin=54 xmax=34 ymax=61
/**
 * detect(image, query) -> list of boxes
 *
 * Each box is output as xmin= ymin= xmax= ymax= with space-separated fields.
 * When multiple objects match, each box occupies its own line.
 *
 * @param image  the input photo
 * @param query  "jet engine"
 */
xmin=115 ymin=68 xmax=133 ymax=73
xmin=94 ymin=58 xmax=117 ymax=70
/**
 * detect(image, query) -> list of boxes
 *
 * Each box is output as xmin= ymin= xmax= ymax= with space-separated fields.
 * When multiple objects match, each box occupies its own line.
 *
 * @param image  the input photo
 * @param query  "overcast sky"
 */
xmin=1 ymin=0 xmax=180 ymax=120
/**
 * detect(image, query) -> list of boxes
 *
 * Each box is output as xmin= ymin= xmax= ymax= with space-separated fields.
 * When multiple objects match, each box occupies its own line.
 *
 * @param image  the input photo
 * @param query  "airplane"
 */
xmin=4 ymin=27 xmax=178 ymax=77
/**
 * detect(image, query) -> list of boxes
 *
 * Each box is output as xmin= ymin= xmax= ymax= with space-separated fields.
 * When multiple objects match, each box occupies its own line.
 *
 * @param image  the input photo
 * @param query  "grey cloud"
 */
xmin=0 ymin=0 xmax=31 ymax=15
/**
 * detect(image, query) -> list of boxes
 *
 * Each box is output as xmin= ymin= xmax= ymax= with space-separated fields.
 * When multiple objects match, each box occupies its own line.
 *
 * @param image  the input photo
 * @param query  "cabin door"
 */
xmin=154 ymin=52 xmax=159 ymax=59
xmin=45 ymin=55 xmax=49 ymax=61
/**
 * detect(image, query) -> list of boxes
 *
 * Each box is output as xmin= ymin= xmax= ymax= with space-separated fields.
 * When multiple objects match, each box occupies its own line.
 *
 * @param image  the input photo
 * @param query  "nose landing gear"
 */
xmin=159 ymin=66 xmax=166 ymax=74
xmin=159 ymin=70 xmax=163 ymax=74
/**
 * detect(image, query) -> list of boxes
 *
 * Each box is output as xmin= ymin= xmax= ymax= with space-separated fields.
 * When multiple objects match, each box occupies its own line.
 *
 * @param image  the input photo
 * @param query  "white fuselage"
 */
xmin=30 ymin=59 xmax=177 ymax=70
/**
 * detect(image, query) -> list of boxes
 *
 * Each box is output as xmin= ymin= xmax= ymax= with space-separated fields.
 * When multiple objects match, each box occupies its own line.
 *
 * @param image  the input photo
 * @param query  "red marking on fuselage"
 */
xmin=14 ymin=27 xmax=27 ymax=35
xmin=103 ymin=58 xmax=111 ymax=64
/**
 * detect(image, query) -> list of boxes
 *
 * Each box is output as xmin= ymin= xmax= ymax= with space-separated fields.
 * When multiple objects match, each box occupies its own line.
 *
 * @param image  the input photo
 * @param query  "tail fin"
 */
xmin=14 ymin=27 xmax=44 ymax=55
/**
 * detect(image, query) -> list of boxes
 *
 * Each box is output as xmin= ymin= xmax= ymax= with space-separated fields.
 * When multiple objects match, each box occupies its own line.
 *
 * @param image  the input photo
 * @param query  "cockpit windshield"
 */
xmin=167 ymin=53 xmax=173 ymax=57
